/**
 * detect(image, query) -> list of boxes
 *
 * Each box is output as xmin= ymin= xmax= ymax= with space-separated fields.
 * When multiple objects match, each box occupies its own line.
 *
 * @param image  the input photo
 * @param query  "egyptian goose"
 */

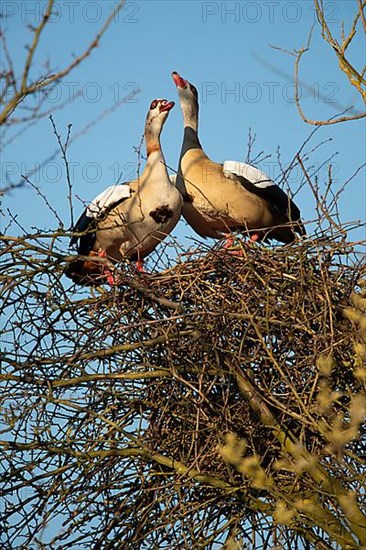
xmin=66 ymin=99 xmax=182 ymax=285
xmin=172 ymin=71 xmax=305 ymax=244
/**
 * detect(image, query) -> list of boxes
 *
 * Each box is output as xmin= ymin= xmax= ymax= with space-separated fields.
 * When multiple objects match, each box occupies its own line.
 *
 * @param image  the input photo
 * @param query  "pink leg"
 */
xmin=105 ymin=270 xmax=118 ymax=285
xmin=222 ymin=234 xmax=244 ymax=256
xmin=224 ymin=231 xmax=262 ymax=245
xmin=135 ymin=259 xmax=145 ymax=273
xmin=223 ymin=234 xmax=234 ymax=249
xmin=98 ymin=250 xmax=118 ymax=285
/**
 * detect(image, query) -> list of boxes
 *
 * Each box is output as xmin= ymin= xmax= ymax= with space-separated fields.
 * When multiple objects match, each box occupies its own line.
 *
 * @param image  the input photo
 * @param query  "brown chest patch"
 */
xmin=149 ymin=204 xmax=174 ymax=224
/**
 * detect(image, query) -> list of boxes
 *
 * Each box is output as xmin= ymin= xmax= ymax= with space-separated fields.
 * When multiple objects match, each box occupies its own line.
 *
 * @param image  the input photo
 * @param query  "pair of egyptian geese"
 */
xmin=66 ymin=72 xmax=306 ymax=285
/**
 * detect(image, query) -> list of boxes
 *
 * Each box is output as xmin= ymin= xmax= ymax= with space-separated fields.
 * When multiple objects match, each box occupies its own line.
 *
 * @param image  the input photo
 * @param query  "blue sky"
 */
xmin=2 ymin=0 xmax=365 ymax=257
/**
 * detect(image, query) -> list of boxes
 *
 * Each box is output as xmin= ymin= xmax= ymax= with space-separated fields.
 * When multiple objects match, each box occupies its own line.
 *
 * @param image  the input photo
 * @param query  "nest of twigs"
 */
xmin=87 ymin=238 xmax=364 ymax=484
xmin=2 ymin=234 xmax=365 ymax=548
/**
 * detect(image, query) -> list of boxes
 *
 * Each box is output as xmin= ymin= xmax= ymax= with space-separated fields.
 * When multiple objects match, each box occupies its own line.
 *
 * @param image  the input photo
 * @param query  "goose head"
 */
xmin=145 ymin=98 xmax=175 ymax=136
xmin=171 ymin=71 xmax=199 ymax=128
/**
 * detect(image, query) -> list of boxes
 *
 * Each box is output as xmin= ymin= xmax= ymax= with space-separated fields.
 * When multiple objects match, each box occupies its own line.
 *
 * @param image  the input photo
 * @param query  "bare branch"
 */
xmin=0 ymin=0 xmax=125 ymax=125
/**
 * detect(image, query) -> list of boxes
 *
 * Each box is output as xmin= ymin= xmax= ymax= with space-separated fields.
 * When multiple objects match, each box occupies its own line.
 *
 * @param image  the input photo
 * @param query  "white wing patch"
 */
xmin=86 ymin=185 xmax=131 ymax=219
xmin=223 ymin=160 xmax=274 ymax=189
xmin=168 ymin=174 xmax=177 ymax=186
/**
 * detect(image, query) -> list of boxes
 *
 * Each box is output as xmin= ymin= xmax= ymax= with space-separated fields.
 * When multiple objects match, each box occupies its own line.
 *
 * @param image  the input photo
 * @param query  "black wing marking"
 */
xmin=233 ymin=174 xmax=302 ymax=224
xmin=70 ymin=192 xmax=133 ymax=254
xmin=70 ymin=210 xmax=97 ymax=254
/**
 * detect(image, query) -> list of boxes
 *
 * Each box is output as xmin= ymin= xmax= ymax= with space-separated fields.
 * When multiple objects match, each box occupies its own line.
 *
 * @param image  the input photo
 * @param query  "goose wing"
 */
xmin=223 ymin=160 xmax=304 ymax=234
xmin=70 ymin=184 xmax=132 ymax=252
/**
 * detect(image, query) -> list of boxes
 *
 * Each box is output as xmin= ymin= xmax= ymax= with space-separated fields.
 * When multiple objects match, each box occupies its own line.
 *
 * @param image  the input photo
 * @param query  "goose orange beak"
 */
xmin=172 ymin=71 xmax=187 ymax=89
xmin=160 ymin=100 xmax=175 ymax=112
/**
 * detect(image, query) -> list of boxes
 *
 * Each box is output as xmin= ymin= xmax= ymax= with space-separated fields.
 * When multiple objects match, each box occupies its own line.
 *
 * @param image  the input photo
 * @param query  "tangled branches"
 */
xmin=1 ymin=230 xmax=365 ymax=548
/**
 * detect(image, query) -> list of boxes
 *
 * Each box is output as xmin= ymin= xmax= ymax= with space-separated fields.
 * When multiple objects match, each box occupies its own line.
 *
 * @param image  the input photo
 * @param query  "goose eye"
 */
xmin=150 ymin=100 xmax=158 ymax=110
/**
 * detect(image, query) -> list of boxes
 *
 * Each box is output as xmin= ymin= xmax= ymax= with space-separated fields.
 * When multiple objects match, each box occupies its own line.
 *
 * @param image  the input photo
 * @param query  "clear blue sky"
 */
xmin=2 ymin=0 xmax=365 ymax=257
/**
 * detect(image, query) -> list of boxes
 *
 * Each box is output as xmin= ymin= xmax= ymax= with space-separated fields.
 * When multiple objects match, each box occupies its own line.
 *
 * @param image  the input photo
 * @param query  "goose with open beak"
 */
xmin=66 ymin=99 xmax=182 ymax=285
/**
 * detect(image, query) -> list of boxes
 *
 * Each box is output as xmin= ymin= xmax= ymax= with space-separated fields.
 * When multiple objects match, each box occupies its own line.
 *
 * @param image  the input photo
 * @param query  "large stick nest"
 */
xmin=108 ymin=240 xmax=363 ymax=460
xmin=68 ymin=239 xmax=364 ymax=505
xmin=1 ymin=235 xmax=365 ymax=547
